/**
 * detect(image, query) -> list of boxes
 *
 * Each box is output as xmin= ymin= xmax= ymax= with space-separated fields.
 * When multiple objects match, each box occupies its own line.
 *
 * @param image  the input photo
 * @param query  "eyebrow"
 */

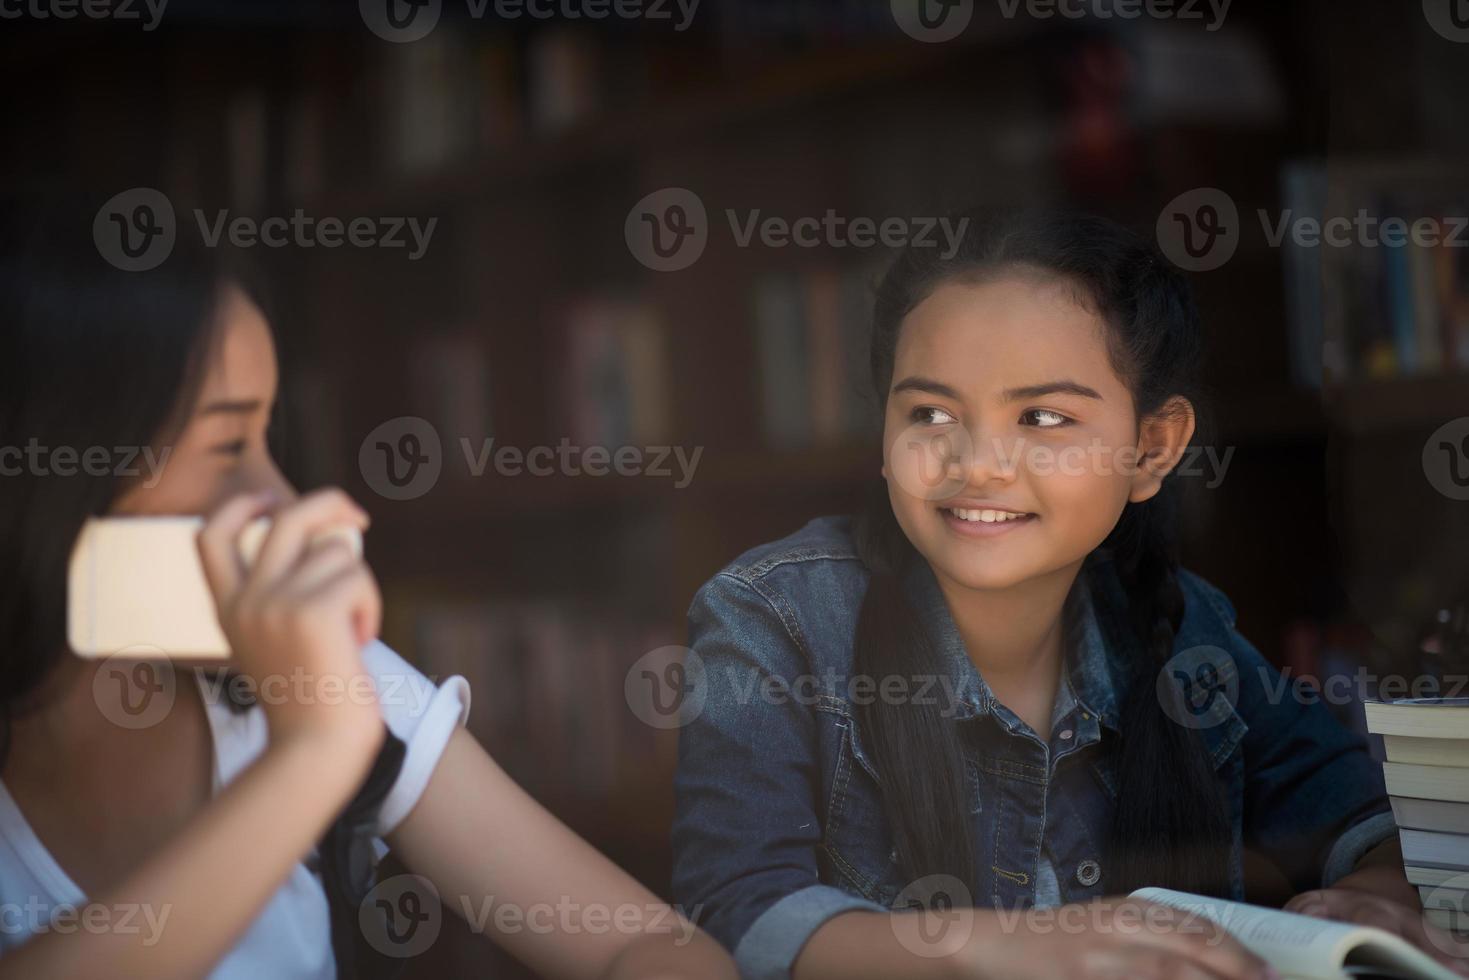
xmin=1000 ymin=380 xmax=1103 ymax=402
xmin=891 ymin=376 xmax=1104 ymax=402
xmin=197 ymin=398 xmax=264 ymax=417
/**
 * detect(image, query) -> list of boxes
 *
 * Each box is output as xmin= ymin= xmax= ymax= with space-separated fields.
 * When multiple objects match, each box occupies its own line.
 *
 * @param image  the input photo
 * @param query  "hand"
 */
xmin=1286 ymin=878 xmax=1469 ymax=977
xmin=197 ymin=488 xmax=383 ymax=754
xmin=968 ymin=897 xmax=1276 ymax=980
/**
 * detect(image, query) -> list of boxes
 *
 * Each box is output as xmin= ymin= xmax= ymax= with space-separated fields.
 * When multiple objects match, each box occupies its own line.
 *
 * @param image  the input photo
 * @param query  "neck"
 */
xmin=5 ymin=654 xmax=183 ymax=774
xmin=932 ymin=559 xmax=1084 ymax=694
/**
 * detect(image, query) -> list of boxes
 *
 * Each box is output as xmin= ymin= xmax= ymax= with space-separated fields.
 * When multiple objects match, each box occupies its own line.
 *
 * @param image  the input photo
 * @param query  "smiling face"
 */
xmin=882 ymin=271 xmax=1192 ymax=593
xmin=110 ymin=285 xmax=294 ymax=518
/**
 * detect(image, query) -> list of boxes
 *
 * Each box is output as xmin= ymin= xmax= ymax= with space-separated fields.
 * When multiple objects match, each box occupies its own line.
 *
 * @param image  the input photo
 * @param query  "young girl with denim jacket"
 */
xmin=671 ymin=211 xmax=1465 ymax=979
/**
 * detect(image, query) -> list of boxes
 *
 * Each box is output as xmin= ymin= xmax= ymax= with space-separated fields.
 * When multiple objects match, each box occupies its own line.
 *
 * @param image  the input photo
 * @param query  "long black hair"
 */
xmin=852 ymin=209 xmax=1232 ymax=899
xmin=0 ymin=190 xmax=405 ymax=978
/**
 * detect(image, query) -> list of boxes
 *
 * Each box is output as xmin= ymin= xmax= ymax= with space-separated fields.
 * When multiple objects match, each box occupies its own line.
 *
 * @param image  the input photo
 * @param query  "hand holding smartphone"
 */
xmin=69 ymin=495 xmax=366 ymax=661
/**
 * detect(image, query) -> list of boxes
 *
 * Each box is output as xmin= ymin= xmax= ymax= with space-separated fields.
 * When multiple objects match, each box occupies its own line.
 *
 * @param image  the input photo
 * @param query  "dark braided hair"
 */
xmin=852 ymin=208 xmax=1231 ymax=898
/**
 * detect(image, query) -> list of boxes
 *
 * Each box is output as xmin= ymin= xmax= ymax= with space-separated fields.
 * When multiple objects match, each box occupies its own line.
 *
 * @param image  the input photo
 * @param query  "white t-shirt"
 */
xmin=0 ymin=641 xmax=470 ymax=979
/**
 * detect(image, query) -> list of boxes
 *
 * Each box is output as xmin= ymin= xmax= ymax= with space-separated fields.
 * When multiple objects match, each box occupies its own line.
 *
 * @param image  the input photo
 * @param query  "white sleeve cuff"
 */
xmin=358 ymin=640 xmax=472 ymax=837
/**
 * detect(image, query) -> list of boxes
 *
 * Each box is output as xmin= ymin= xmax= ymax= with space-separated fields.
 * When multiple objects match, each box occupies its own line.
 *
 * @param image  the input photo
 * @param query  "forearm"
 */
xmin=795 ymin=909 xmax=982 ymax=980
xmin=0 ymin=724 xmax=380 ymax=980
xmin=1328 ymin=837 xmax=1419 ymax=908
xmin=598 ymin=928 xmax=737 ymax=980
xmin=390 ymin=728 xmax=733 ymax=980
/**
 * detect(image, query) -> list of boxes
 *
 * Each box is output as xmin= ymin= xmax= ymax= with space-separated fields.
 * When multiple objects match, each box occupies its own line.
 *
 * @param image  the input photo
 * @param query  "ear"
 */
xmin=1128 ymin=395 xmax=1196 ymax=504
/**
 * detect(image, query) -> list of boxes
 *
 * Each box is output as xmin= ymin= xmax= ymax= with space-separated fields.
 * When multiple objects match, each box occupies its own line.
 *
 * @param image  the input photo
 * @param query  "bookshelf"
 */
xmin=270 ymin=11 xmax=1351 ymax=891
xmin=1324 ymin=373 xmax=1469 ymax=435
xmin=10 ymin=1 xmax=1463 ymax=973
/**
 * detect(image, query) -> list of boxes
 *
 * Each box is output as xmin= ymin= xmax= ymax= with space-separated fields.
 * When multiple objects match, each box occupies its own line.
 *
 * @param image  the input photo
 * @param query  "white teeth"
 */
xmin=949 ymin=508 xmax=1029 ymax=523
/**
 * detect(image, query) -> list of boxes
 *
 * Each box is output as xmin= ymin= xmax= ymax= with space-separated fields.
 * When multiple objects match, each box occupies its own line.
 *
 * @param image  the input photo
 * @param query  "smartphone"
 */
xmin=67 ymin=515 xmax=363 ymax=660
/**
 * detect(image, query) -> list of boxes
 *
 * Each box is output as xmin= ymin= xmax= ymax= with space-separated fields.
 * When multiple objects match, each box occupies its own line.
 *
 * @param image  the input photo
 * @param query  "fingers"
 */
xmin=303 ymin=560 xmax=381 ymax=649
xmin=1131 ymin=949 xmax=1236 ymax=980
xmin=1158 ymin=929 xmax=1266 ymax=980
xmin=198 ymin=490 xmax=278 ymax=606
xmin=1129 ymin=903 xmax=1267 ymax=980
xmin=1282 ymin=890 xmax=1329 ymax=917
xmin=249 ymin=488 xmax=368 ymax=587
xmin=285 ymin=536 xmax=362 ymax=595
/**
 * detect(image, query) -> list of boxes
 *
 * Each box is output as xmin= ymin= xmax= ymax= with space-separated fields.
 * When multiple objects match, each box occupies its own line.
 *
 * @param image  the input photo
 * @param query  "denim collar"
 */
xmin=900 ymin=557 xmax=1122 ymax=735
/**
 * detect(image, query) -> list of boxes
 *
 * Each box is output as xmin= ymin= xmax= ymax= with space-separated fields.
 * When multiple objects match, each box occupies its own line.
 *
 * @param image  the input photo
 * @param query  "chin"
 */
xmin=933 ymin=555 xmax=1037 ymax=592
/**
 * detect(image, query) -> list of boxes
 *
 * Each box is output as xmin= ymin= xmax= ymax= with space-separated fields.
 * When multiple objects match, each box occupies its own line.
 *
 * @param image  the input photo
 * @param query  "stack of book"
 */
xmin=1365 ymin=697 xmax=1469 ymax=936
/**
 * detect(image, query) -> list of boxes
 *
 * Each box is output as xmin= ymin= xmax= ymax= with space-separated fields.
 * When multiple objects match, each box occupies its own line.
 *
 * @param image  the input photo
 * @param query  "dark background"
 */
xmin=6 ymin=1 xmax=1469 ymax=975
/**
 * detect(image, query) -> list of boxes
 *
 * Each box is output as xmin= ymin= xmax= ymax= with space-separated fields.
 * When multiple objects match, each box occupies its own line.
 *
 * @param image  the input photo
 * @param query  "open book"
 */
xmin=1133 ymin=888 xmax=1463 ymax=980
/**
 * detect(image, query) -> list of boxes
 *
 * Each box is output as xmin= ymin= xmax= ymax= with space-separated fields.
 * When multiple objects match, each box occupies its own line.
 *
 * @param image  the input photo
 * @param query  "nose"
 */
xmin=225 ymin=455 xmax=297 ymax=507
xmin=961 ymin=426 xmax=1021 ymax=487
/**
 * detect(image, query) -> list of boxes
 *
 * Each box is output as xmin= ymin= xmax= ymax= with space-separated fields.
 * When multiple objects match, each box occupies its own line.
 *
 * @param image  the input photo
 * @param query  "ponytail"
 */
xmin=1102 ymin=488 xmax=1231 ymax=895
xmin=851 ymin=482 xmax=978 ymax=892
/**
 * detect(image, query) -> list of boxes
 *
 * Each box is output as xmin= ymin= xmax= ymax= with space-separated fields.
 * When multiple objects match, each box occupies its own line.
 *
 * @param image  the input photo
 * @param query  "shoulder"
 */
xmin=687 ymin=515 xmax=869 ymax=670
xmin=715 ymin=515 xmax=865 ymax=582
xmin=695 ymin=515 xmax=868 ymax=603
xmin=1177 ymin=568 xmax=1240 ymax=629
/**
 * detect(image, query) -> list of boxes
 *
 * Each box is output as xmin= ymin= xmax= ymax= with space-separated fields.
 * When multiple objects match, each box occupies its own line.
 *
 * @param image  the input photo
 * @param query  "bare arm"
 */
xmin=387 ymin=727 xmax=736 ymax=980
xmin=795 ymin=900 xmax=1272 ymax=980
xmin=0 ymin=722 xmax=380 ymax=980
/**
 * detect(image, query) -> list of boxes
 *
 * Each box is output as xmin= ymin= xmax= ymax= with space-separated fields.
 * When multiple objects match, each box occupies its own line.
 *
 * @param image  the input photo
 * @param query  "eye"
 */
xmin=910 ymin=406 xmax=959 ymax=426
xmin=210 ymin=438 xmax=248 ymax=457
xmin=1020 ymin=408 xmax=1071 ymax=428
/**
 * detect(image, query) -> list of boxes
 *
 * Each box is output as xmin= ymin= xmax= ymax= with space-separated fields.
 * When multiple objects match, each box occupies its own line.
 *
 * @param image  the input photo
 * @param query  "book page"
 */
xmin=1132 ymin=889 xmax=1462 ymax=980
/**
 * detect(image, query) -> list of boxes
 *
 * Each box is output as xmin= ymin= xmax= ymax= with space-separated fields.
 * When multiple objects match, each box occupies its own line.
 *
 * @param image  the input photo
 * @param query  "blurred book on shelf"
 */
xmin=752 ymin=263 xmax=880 ymax=450
xmin=526 ymin=28 xmax=603 ymax=134
xmin=411 ymin=332 xmax=495 ymax=450
xmin=384 ymin=33 xmax=480 ymax=175
xmin=396 ymin=594 xmax=677 ymax=805
xmin=1284 ymin=160 xmax=1469 ymax=387
xmin=558 ymin=296 xmax=670 ymax=448
xmin=1366 ymin=697 xmax=1469 ymax=935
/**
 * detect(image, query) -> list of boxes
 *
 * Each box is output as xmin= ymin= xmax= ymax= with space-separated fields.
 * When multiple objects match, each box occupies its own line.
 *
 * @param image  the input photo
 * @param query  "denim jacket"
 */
xmin=670 ymin=516 xmax=1396 ymax=979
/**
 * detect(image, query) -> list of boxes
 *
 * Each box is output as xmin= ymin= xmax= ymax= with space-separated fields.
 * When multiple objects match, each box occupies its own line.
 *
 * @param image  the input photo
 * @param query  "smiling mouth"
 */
xmin=943 ymin=507 xmax=1036 ymax=524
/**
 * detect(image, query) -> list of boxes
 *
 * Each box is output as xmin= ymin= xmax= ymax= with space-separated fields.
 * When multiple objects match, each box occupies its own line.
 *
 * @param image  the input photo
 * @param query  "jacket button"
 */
xmin=1075 ymin=859 xmax=1101 ymax=886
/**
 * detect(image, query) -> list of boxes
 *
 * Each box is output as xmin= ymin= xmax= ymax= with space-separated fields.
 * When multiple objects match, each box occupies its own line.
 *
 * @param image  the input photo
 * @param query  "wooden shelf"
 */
xmin=355 ymin=442 xmax=876 ymax=519
xmin=1322 ymin=373 xmax=1469 ymax=435
xmin=305 ymin=38 xmax=1019 ymax=213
